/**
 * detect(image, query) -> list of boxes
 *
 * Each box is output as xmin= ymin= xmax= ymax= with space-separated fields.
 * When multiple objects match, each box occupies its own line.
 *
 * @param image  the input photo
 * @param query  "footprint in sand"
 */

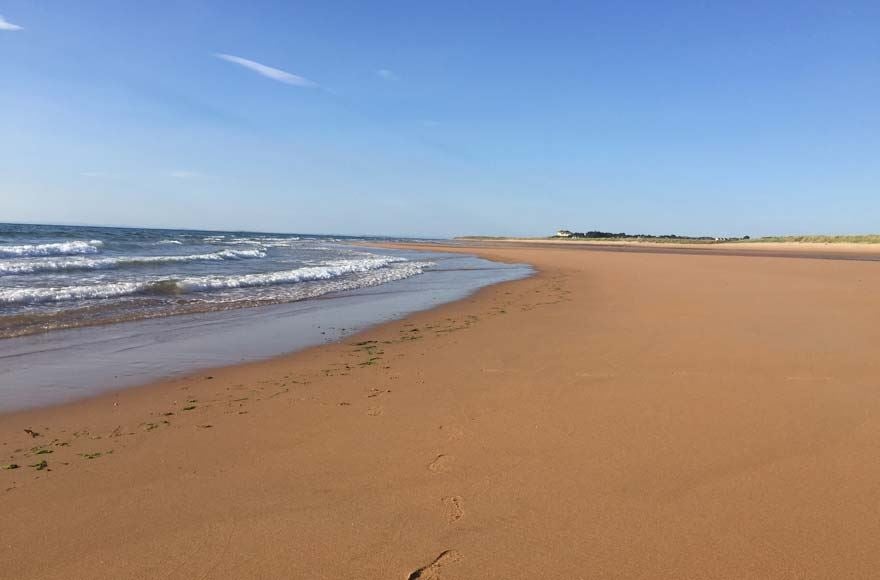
xmin=442 ymin=496 xmax=464 ymax=523
xmin=367 ymin=406 xmax=383 ymax=416
xmin=407 ymin=550 xmax=462 ymax=580
xmin=428 ymin=454 xmax=453 ymax=474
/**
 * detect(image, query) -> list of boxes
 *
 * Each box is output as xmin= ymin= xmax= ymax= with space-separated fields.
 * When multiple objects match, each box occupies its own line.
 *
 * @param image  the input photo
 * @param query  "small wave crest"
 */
xmin=0 ymin=240 xmax=104 ymax=258
xmin=143 ymin=280 xmax=186 ymax=296
xmin=0 ymin=248 xmax=267 ymax=274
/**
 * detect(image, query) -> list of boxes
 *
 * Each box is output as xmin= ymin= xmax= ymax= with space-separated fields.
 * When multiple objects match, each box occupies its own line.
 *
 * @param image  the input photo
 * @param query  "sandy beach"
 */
xmin=2 ymin=241 xmax=880 ymax=579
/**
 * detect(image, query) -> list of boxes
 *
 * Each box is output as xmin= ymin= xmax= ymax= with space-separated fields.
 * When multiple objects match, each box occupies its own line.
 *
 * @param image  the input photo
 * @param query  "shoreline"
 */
xmin=0 ymin=261 xmax=534 ymax=423
xmin=0 ymin=247 xmax=529 ymax=413
xmin=4 ymin=241 xmax=880 ymax=578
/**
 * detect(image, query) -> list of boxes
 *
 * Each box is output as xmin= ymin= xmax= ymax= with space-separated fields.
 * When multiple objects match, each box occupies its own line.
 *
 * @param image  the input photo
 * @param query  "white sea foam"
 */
xmin=0 ymin=249 xmax=267 ymax=275
xmin=0 ymin=256 xmax=430 ymax=305
xmin=224 ymin=236 xmax=300 ymax=247
xmin=225 ymin=238 xmax=266 ymax=245
xmin=0 ymin=240 xmax=104 ymax=258
xmin=129 ymin=248 xmax=267 ymax=264
xmin=0 ymin=280 xmax=148 ymax=304
xmin=155 ymin=240 xmax=183 ymax=245
xmin=174 ymin=256 xmax=406 ymax=292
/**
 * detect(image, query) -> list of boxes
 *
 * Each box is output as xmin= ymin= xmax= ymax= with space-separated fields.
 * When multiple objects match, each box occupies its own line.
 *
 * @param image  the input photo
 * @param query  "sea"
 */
xmin=0 ymin=223 xmax=531 ymax=410
xmin=0 ymin=223 xmax=439 ymax=338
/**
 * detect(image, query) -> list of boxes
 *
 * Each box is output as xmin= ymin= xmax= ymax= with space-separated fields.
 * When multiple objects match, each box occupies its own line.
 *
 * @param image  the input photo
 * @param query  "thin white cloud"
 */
xmin=377 ymin=69 xmax=399 ymax=81
xmin=81 ymin=171 xmax=109 ymax=178
xmin=0 ymin=15 xmax=23 ymax=31
xmin=215 ymin=53 xmax=318 ymax=88
xmin=167 ymin=170 xmax=202 ymax=179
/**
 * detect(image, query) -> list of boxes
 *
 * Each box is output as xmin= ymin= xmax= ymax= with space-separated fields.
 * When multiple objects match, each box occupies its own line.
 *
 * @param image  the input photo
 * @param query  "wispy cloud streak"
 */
xmin=377 ymin=69 xmax=399 ymax=81
xmin=167 ymin=170 xmax=203 ymax=179
xmin=0 ymin=15 xmax=23 ymax=30
xmin=215 ymin=53 xmax=318 ymax=88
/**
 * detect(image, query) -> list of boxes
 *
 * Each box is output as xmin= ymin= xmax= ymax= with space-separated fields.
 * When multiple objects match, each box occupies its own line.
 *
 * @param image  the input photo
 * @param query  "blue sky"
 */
xmin=1 ymin=1 xmax=878 ymax=237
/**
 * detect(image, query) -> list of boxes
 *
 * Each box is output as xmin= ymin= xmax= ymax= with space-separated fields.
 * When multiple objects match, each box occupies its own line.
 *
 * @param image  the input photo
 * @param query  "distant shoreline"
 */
xmin=458 ymin=234 xmax=880 ymax=244
xmin=454 ymin=236 xmax=880 ymax=253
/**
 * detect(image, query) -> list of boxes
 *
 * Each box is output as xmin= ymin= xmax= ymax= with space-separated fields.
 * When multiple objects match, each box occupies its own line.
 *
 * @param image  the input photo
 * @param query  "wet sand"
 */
xmin=3 ymin=242 xmax=880 ymax=579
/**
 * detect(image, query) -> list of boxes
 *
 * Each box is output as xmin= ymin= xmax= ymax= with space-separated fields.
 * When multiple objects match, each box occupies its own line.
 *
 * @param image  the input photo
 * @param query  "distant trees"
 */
xmin=553 ymin=230 xmax=751 ymax=241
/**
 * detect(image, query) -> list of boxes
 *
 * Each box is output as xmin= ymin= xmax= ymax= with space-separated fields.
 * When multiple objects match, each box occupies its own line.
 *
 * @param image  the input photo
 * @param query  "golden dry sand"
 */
xmin=2 ymin=242 xmax=880 ymax=579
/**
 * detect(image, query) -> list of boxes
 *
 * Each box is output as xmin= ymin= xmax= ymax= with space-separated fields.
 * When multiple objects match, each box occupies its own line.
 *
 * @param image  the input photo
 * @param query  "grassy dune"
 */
xmin=753 ymin=235 xmax=880 ymax=244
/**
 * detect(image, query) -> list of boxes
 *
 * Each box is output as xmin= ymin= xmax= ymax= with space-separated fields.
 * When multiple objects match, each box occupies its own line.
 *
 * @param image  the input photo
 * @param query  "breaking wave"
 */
xmin=0 ymin=240 xmax=104 ymax=258
xmin=0 ymin=257 xmax=430 ymax=305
